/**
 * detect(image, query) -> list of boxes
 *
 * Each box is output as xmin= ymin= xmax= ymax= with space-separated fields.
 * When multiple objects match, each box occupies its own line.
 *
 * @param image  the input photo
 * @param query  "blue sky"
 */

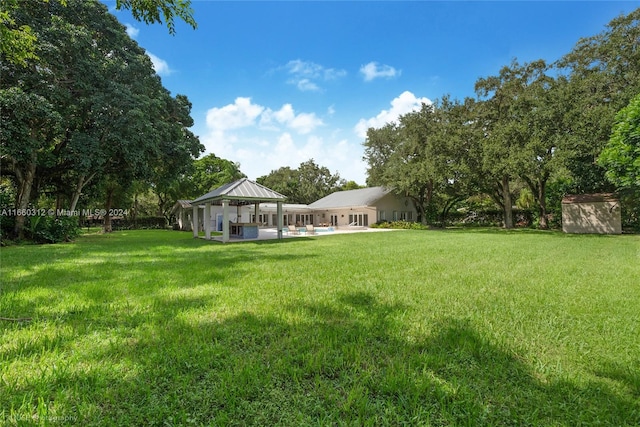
xmin=105 ymin=1 xmax=639 ymax=185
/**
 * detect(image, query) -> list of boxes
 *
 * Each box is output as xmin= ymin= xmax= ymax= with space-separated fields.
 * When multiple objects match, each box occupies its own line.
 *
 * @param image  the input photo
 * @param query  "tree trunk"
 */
xmin=537 ymin=179 xmax=548 ymax=229
xmin=103 ymin=187 xmax=114 ymax=233
xmin=12 ymin=155 xmax=37 ymax=239
xmin=70 ymin=172 xmax=96 ymax=212
xmin=522 ymin=174 xmax=549 ymax=230
xmin=502 ymin=175 xmax=514 ymax=229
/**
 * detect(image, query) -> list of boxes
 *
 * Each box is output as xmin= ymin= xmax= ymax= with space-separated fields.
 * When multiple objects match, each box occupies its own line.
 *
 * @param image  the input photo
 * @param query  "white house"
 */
xmin=308 ymin=186 xmax=416 ymax=227
xmin=173 ymin=182 xmax=418 ymax=242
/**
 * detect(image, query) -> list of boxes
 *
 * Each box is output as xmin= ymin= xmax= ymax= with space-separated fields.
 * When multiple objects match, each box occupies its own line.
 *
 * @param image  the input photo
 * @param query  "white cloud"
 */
xmin=283 ymin=59 xmax=347 ymax=92
xmin=354 ymin=91 xmax=432 ymax=138
xmin=200 ymin=132 xmax=367 ymax=184
xmin=360 ymin=62 xmax=401 ymax=82
xmin=259 ymin=104 xmax=324 ymax=134
xmin=289 ymin=112 xmax=324 ymax=134
xmin=125 ymin=23 xmax=139 ymax=38
xmin=294 ymin=78 xmax=320 ymax=92
xmin=200 ymin=99 xmax=366 ymax=183
xmin=206 ymin=97 xmax=265 ymax=131
xmin=147 ymin=52 xmax=172 ymax=76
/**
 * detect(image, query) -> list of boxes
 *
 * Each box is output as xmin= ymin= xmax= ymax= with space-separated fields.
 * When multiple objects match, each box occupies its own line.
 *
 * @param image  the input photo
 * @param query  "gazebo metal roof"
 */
xmin=192 ymin=178 xmax=286 ymax=206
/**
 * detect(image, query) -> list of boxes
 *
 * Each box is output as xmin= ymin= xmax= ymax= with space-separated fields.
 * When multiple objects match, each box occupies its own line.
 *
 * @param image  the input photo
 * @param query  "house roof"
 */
xmin=308 ymin=186 xmax=392 ymax=210
xmin=562 ymin=193 xmax=619 ymax=204
xmin=259 ymin=203 xmax=311 ymax=212
xmin=171 ymin=199 xmax=194 ymax=214
xmin=192 ymin=178 xmax=286 ymax=205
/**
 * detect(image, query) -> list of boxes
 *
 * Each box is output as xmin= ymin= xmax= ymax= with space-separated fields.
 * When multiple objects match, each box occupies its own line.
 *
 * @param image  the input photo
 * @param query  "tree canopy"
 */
xmin=362 ymin=8 xmax=640 ymax=230
xmin=598 ymin=93 xmax=640 ymax=190
xmin=1 ymin=0 xmax=203 ymax=237
xmin=257 ymin=160 xmax=345 ymax=205
xmin=0 ymin=0 xmax=196 ymax=67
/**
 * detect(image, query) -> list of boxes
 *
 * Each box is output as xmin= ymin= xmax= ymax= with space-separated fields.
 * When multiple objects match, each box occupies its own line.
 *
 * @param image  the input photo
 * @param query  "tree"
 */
xmin=188 ymin=154 xmax=245 ymax=197
xmin=0 ymin=0 xmax=196 ymax=67
xmin=296 ymin=159 xmax=345 ymax=205
xmin=0 ymin=0 xmax=39 ymax=66
xmin=556 ymin=8 xmax=640 ymax=193
xmin=0 ymin=88 xmax=61 ymax=238
xmin=363 ymin=98 xmax=475 ymax=225
xmin=116 ymin=0 xmax=197 ymax=35
xmin=474 ymin=60 xmax=557 ymax=228
xmin=504 ymin=61 xmax=571 ymax=229
xmin=598 ymin=93 xmax=640 ymax=190
xmin=364 ymin=123 xmax=401 ymax=187
xmin=341 ymin=181 xmax=364 ymax=191
xmin=1 ymin=0 xmax=201 ymax=236
xmin=257 ymin=160 xmax=344 ymax=204
xmin=257 ymin=166 xmax=299 ymax=202
xmin=148 ymin=94 xmax=204 ymax=219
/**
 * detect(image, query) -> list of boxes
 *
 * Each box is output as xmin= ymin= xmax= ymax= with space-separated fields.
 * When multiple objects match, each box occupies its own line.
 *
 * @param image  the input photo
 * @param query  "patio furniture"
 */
xmin=305 ymin=224 xmax=316 ymax=235
xmin=288 ymin=225 xmax=300 ymax=235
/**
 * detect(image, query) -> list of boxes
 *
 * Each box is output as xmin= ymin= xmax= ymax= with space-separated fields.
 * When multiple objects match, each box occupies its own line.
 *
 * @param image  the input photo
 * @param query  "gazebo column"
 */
xmin=277 ymin=201 xmax=283 ymax=239
xmin=222 ymin=199 xmax=230 ymax=243
xmin=192 ymin=204 xmax=198 ymax=238
xmin=204 ymin=202 xmax=211 ymax=240
xmin=254 ymin=203 xmax=260 ymax=225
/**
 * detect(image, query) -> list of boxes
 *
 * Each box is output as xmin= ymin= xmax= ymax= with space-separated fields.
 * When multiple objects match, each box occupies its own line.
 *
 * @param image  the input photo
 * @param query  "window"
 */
xmin=348 ymin=213 xmax=368 ymax=226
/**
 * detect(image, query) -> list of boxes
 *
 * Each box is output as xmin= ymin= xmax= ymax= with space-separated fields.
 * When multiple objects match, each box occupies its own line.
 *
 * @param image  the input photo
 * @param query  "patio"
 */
xmin=206 ymin=226 xmax=395 ymax=243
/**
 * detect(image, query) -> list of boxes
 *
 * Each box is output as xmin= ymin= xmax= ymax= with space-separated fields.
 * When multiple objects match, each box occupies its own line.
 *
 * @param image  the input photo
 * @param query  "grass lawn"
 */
xmin=1 ymin=229 xmax=639 ymax=426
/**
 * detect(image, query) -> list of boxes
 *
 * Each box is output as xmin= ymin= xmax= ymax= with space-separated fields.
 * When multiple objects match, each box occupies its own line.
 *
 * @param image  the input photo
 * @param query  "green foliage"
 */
xmin=257 ymin=159 xmax=345 ymax=204
xmin=112 ymin=216 xmax=168 ymax=230
xmin=558 ymin=9 xmax=640 ymax=190
xmin=1 ymin=0 xmax=202 ymax=238
xmin=189 ymin=153 xmax=246 ymax=197
xmin=341 ymin=180 xmax=364 ymax=191
xmin=371 ymin=220 xmax=428 ymax=230
xmin=1 ymin=230 xmax=638 ymax=424
xmin=364 ymin=97 xmax=477 ymax=225
xmin=598 ymin=93 xmax=640 ymax=190
xmin=0 ymin=0 xmax=38 ymax=66
xmin=24 ymin=215 xmax=81 ymax=243
xmin=1 ymin=0 xmax=195 ymax=67
xmin=360 ymin=9 xmax=640 ymax=231
xmin=115 ymin=0 xmax=197 ymax=35
xmin=619 ymin=189 xmax=640 ymax=232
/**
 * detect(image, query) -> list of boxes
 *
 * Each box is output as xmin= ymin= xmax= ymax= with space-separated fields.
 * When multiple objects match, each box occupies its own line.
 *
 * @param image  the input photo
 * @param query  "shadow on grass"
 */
xmin=0 ymin=231 xmax=318 ymax=323
xmin=4 ymin=288 xmax=638 ymax=425
xmin=442 ymin=226 xmax=639 ymax=240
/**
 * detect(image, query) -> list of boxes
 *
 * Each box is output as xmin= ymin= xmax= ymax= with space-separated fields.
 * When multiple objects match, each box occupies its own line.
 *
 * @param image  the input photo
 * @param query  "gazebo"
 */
xmin=191 ymin=178 xmax=286 ymax=243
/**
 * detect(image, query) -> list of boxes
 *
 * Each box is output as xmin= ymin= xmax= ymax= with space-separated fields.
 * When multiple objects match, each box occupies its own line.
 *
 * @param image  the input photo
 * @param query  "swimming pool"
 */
xmin=284 ymin=226 xmax=335 ymax=234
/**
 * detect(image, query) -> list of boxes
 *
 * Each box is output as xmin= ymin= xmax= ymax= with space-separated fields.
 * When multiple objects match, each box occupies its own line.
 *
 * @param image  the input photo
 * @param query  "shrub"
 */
xmin=26 ymin=215 xmax=81 ymax=243
xmin=112 ymin=216 xmax=167 ymax=230
xmin=371 ymin=220 xmax=429 ymax=230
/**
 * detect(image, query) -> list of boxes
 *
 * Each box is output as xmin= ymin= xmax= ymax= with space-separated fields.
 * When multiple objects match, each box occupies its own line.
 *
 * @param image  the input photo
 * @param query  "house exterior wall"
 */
xmin=373 ymin=193 xmax=416 ymax=222
xmin=309 ymin=206 xmax=377 ymax=227
xmin=562 ymin=201 xmax=622 ymax=234
xmin=173 ymin=189 xmax=419 ymax=232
